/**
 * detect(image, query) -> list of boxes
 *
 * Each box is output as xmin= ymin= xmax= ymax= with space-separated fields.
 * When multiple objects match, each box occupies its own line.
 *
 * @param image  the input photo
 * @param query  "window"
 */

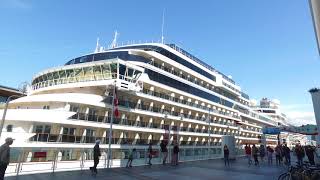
xmin=34 ymin=125 xmax=51 ymax=134
xmin=86 ymin=129 xmax=95 ymax=137
xmin=146 ymin=69 xmax=233 ymax=108
xmin=63 ymin=127 xmax=76 ymax=135
xmin=69 ymin=105 xmax=79 ymax=112
xmin=6 ymin=125 xmax=13 ymax=132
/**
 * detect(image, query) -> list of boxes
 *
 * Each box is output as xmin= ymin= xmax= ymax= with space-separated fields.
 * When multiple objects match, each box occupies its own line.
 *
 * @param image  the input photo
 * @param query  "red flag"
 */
xmin=114 ymin=87 xmax=120 ymax=117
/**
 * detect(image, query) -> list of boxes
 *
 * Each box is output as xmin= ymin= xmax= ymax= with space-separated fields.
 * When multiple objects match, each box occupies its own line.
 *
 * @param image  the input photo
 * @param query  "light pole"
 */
xmin=0 ymin=94 xmax=22 ymax=138
xmin=207 ymin=108 xmax=211 ymax=146
xmin=107 ymin=81 xmax=116 ymax=168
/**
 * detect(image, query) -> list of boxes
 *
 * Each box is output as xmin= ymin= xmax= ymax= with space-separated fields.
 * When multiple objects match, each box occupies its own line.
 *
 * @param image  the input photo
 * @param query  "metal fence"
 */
xmin=5 ymin=146 xmax=224 ymax=177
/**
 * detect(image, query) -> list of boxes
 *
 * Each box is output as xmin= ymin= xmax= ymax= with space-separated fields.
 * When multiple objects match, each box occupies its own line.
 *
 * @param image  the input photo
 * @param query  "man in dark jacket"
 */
xmin=0 ymin=137 xmax=14 ymax=180
xmin=90 ymin=140 xmax=101 ymax=174
xmin=295 ymin=144 xmax=305 ymax=166
xmin=283 ymin=144 xmax=291 ymax=165
xmin=160 ymin=140 xmax=168 ymax=165
xmin=305 ymin=145 xmax=315 ymax=165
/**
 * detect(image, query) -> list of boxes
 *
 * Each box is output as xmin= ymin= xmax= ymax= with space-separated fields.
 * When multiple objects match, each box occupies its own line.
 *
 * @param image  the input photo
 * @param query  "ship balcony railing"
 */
xmin=30 ymin=133 xmax=59 ymax=142
xmin=171 ymin=126 xmax=178 ymax=131
xmin=141 ymin=89 xmax=240 ymax=121
xmin=70 ymin=113 xmax=166 ymax=131
xmin=60 ymin=134 xmax=81 ymax=143
xmin=150 ymin=63 xmax=246 ymax=107
xmin=69 ymin=102 xmax=240 ymax=136
xmin=31 ymin=72 xmax=118 ymax=90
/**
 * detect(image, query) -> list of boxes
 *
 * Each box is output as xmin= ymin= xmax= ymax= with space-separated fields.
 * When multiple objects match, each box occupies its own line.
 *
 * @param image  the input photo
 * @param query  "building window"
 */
xmin=6 ymin=125 xmax=13 ymax=132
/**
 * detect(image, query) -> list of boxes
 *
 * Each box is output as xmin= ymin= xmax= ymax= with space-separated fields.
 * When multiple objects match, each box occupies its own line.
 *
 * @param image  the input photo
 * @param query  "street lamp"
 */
xmin=106 ymin=80 xmax=116 ymax=169
xmin=207 ymin=108 xmax=211 ymax=146
xmin=0 ymin=94 xmax=23 ymax=138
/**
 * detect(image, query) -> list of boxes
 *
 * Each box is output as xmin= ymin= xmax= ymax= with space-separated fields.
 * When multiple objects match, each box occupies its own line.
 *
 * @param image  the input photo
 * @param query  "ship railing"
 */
xmin=5 ymin=145 xmax=224 ymax=177
xmin=140 ymin=89 xmax=240 ymax=121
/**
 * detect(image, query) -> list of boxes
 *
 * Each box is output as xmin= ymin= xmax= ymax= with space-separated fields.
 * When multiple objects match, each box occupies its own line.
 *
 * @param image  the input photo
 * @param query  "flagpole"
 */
xmin=107 ymin=80 xmax=116 ymax=168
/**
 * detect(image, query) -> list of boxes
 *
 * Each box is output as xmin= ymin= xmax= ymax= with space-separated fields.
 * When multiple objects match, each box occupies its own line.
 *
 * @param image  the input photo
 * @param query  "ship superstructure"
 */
xmin=0 ymin=42 xmax=280 ymax=172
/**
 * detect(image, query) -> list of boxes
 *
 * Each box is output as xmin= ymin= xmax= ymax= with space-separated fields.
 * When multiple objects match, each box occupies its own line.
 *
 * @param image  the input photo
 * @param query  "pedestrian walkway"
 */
xmin=6 ymin=157 xmax=287 ymax=180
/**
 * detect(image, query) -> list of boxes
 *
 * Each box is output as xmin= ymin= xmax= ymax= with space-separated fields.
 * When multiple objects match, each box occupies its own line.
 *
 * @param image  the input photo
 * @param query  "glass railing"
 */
xmin=141 ymin=89 xmax=240 ymax=120
xmin=151 ymin=61 xmax=248 ymax=107
xmin=67 ymin=99 xmax=253 ymax=140
xmin=6 ymin=146 xmax=226 ymax=176
xmin=32 ymin=73 xmax=117 ymax=90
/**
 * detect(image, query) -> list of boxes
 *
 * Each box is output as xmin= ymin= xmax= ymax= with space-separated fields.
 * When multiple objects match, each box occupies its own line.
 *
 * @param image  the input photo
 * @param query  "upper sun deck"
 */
xmin=64 ymin=43 xmax=235 ymax=84
xmin=34 ymin=42 xmax=249 ymax=100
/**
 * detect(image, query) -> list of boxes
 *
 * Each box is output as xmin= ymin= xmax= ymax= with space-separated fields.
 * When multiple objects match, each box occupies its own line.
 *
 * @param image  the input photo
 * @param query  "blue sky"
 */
xmin=0 ymin=0 xmax=319 ymax=125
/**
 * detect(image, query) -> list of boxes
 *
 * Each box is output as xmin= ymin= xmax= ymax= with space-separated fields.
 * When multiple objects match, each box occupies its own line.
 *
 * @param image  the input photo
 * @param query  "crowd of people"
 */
xmin=88 ymin=139 xmax=180 ymax=174
xmin=241 ymin=143 xmax=318 ymax=167
xmin=125 ymin=140 xmax=180 ymax=169
xmin=92 ymin=142 xmax=318 ymax=173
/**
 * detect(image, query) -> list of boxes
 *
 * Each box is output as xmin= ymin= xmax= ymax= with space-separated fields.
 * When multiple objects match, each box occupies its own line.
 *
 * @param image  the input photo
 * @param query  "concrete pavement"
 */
xmin=6 ymin=157 xmax=287 ymax=180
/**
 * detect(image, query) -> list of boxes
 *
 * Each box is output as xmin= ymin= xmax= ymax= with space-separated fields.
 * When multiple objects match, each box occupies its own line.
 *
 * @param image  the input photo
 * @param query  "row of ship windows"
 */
xmin=29 ymin=124 xmax=257 ymax=145
xmin=67 ymin=102 xmax=262 ymax=134
xmin=166 ymin=44 xmax=235 ymax=85
xmin=141 ymin=88 xmax=239 ymax=119
xmin=144 ymin=68 xmax=273 ymax=124
xmin=116 ymin=44 xmax=248 ymax=103
xmin=65 ymin=51 xmax=150 ymax=65
xmin=32 ymin=63 xmax=118 ymax=85
xmin=113 ymin=45 xmax=217 ymax=83
xmin=150 ymin=61 xmax=248 ymax=106
xmin=145 ymin=69 xmax=234 ymax=109
xmin=31 ymin=63 xmax=142 ymax=90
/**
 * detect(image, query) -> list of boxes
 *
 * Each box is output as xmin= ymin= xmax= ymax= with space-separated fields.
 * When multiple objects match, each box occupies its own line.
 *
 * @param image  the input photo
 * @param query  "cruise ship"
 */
xmin=1 ymin=42 xmax=281 ymax=174
xmin=252 ymin=98 xmax=308 ymax=148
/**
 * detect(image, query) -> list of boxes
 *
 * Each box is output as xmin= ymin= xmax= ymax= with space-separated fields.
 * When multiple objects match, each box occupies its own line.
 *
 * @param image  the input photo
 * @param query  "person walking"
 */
xmin=283 ymin=144 xmax=291 ymax=166
xmin=267 ymin=146 xmax=274 ymax=165
xmin=259 ymin=145 xmax=266 ymax=163
xmin=223 ymin=144 xmax=230 ymax=167
xmin=275 ymin=145 xmax=282 ymax=166
xmin=252 ymin=144 xmax=259 ymax=166
xmin=305 ymin=145 xmax=315 ymax=165
xmin=126 ymin=148 xmax=136 ymax=168
xmin=0 ymin=137 xmax=14 ymax=180
xmin=172 ymin=142 xmax=179 ymax=166
xmin=295 ymin=144 xmax=304 ymax=166
xmin=147 ymin=142 xmax=153 ymax=165
xmin=245 ymin=144 xmax=252 ymax=166
xmin=160 ymin=140 xmax=168 ymax=165
xmin=90 ymin=139 xmax=101 ymax=174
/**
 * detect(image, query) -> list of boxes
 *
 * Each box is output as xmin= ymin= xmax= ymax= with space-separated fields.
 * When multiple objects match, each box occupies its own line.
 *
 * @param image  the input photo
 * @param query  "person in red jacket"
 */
xmin=245 ymin=144 xmax=252 ymax=166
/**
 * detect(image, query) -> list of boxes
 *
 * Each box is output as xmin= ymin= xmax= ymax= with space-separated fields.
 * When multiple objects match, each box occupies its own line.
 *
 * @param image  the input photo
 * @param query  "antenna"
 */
xmin=110 ymin=31 xmax=119 ymax=48
xmin=161 ymin=9 xmax=165 ymax=44
xmin=94 ymin=37 xmax=100 ymax=53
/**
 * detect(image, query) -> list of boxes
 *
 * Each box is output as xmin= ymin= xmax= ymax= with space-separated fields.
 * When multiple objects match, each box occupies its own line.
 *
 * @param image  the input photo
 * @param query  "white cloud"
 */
xmin=286 ymin=111 xmax=316 ymax=126
xmin=280 ymin=103 xmax=316 ymax=126
xmin=281 ymin=103 xmax=313 ymax=111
